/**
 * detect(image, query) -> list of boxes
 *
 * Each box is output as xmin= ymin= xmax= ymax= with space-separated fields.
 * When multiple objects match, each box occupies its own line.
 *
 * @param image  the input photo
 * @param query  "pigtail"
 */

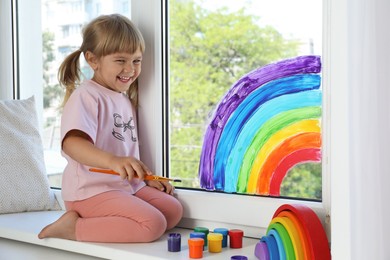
xmin=58 ymin=50 xmax=83 ymax=107
xmin=127 ymin=78 xmax=139 ymax=108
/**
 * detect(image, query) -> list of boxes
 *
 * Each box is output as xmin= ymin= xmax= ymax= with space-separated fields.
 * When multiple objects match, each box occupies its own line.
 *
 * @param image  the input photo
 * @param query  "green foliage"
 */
xmin=169 ymin=0 xmax=321 ymax=200
xmin=169 ymin=0 xmax=299 ymax=125
xmin=280 ymin=163 xmax=322 ymax=200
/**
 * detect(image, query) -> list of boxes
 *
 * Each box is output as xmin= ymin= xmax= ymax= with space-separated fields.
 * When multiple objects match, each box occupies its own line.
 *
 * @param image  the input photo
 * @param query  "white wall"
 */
xmin=347 ymin=0 xmax=390 ymax=259
xmin=330 ymin=0 xmax=390 ymax=259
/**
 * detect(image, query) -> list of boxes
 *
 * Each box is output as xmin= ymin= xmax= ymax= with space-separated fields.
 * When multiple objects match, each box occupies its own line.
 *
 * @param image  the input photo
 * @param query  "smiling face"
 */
xmin=86 ymin=49 xmax=143 ymax=93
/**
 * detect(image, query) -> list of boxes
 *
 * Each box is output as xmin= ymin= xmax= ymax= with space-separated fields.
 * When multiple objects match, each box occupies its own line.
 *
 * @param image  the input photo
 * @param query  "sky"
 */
xmin=195 ymin=0 xmax=322 ymax=55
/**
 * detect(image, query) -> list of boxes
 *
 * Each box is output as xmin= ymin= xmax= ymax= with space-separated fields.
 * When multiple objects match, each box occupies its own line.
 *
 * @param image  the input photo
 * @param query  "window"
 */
xmin=162 ymin=0 xmax=328 ymax=236
xmin=167 ymin=0 xmax=323 ymax=200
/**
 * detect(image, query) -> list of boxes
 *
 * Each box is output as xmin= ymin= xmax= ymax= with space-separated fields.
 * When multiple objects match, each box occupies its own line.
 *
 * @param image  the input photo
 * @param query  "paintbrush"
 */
xmin=89 ymin=168 xmax=182 ymax=182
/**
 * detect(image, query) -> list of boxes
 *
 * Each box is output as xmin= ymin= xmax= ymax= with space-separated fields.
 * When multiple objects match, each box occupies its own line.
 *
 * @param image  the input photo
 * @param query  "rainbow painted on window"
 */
xmin=198 ymin=55 xmax=322 ymax=196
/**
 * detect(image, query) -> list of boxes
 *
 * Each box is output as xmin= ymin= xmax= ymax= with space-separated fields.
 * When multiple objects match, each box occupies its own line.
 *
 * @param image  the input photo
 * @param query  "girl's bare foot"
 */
xmin=38 ymin=211 xmax=79 ymax=240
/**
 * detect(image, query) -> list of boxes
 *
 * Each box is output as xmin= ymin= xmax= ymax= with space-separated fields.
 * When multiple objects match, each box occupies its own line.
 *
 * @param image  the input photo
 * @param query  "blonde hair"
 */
xmin=58 ymin=14 xmax=145 ymax=107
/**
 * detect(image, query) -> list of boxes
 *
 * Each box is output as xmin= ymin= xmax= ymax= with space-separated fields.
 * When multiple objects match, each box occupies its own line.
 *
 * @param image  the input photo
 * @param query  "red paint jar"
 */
xmin=228 ymin=229 xmax=244 ymax=248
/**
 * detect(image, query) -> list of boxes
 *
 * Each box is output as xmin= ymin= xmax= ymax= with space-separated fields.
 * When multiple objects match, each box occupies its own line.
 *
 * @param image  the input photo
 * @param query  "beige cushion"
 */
xmin=0 ymin=96 xmax=60 ymax=214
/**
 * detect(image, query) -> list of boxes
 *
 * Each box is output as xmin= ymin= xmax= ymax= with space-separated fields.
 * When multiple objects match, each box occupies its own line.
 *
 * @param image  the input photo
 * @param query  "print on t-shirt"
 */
xmin=112 ymin=113 xmax=137 ymax=142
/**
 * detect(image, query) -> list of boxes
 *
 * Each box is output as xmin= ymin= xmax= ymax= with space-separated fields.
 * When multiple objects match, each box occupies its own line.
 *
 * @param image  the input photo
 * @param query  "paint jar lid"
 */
xmin=190 ymin=232 xmax=206 ymax=239
xmin=207 ymin=233 xmax=223 ymax=241
xmin=229 ymin=229 xmax=244 ymax=237
xmin=214 ymin=228 xmax=229 ymax=235
xmin=194 ymin=227 xmax=209 ymax=233
xmin=188 ymin=237 xmax=205 ymax=246
xmin=168 ymin=232 xmax=181 ymax=240
xmin=231 ymin=255 xmax=248 ymax=260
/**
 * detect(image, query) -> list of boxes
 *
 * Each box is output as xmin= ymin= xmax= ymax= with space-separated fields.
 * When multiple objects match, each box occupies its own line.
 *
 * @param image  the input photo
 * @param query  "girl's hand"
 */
xmin=110 ymin=156 xmax=153 ymax=182
xmin=145 ymin=180 xmax=175 ymax=195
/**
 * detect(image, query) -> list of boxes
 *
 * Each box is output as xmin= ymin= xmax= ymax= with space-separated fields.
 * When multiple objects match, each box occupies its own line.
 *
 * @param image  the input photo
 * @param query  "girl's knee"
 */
xmin=143 ymin=214 xmax=167 ymax=242
xmin=166 ymin=198 xmax=183 ymax=230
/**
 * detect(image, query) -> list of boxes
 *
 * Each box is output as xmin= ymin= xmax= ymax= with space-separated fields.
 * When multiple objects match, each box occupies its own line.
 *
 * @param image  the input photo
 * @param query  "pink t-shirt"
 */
xmin=60 ymin=79 xmax=145 ymax=201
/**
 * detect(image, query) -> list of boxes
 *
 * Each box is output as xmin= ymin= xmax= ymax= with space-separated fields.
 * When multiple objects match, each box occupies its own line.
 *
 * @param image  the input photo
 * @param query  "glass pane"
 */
xmin=41 ymin=0 xmax=132 ymax=187
xmin=168 ymin=0 xmax=322 ymax=200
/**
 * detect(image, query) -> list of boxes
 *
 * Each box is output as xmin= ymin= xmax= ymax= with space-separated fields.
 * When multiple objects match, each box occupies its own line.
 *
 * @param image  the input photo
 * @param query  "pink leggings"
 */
xmin=65 ymin=186 xmax=183 ymax=243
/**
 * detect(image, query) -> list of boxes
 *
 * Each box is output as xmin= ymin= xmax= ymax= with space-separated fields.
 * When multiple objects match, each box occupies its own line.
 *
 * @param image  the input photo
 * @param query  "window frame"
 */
xmin=0 ymin=0 xmax=18 ymax=100
xmin=0 ymin=0 xmax=44 ymax=121
xmin=134 ymin=0 xmax=330 ymax=237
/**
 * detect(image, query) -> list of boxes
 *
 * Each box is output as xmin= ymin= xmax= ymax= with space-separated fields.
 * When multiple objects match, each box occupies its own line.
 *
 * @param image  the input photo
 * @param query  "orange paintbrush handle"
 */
xmin=89 ymin=168 xmax=118 ymax=175
xmin=89 ymin=168 xmax=181 ymax=182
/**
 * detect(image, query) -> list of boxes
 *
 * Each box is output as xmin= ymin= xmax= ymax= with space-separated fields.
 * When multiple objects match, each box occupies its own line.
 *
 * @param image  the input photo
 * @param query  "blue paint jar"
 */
xmin=213 ymin=228 xmax=229 ymax=248
xmin=190 ymin=232 xmax=206 ymax=250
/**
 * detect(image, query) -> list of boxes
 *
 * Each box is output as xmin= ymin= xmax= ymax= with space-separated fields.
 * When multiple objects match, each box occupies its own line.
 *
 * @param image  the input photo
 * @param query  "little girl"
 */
xmin=38 ymin=14 xmax=183 ymax=243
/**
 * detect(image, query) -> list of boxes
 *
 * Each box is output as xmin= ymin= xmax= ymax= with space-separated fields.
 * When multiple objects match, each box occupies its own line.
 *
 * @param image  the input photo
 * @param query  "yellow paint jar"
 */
xmin=207 ymin=233 xmax=223 ymax=253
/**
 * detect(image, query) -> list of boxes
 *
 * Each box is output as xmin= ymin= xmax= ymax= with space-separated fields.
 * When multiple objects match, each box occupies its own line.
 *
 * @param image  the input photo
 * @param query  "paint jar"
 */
xmin=194 ymin=227 xmax=209 ymax=247
xmin=213 ymin=228 xmax=229 ymax=247
xmin=190 ymin=232 xmax=206 ymax=250
xmin=188 ymin=238 xmax=204 ymax=259
xmin=228 ymin=229 xmax=244 ymax=248
xmin=231 ymin=255 xmax=248 ymax=260
xmin=207 ymin=233 xmax=223 ymax=253
xmin=167 ymin=233 xmax=181 ymax=252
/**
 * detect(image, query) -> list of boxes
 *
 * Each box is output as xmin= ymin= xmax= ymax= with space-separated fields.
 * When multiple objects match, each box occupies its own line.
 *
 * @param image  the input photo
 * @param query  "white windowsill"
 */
xmin=0 ymin=210 xmax=259 ymax=260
